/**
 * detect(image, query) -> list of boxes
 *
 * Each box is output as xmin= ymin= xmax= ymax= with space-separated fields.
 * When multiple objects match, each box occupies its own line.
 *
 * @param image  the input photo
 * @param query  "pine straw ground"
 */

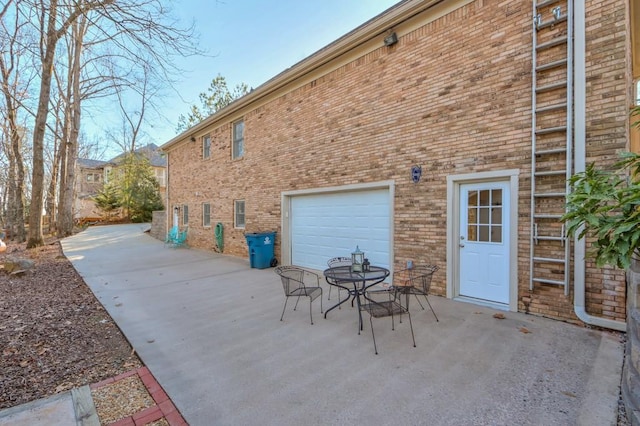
xmin=0 ymin=236 xmax=142 ymax=410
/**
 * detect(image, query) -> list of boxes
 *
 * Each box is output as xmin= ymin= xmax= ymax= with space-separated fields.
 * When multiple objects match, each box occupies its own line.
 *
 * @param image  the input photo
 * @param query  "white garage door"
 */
xmin=290 ymin=189 xmax=391 ymax=271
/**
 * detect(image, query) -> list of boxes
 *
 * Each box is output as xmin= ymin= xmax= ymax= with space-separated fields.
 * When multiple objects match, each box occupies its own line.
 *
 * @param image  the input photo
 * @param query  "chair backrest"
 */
xmin=327 ymin=256 xmax=351 ymax=268
xmin=167 ymin=226 xmax=178 ymax=240
xmin=409 ymin=265 xmax=439 ymax=293
xmin=176 ymin=227 xmax=188 ymax=243
xmin=274 ymin=266 xmax=304 ymax=295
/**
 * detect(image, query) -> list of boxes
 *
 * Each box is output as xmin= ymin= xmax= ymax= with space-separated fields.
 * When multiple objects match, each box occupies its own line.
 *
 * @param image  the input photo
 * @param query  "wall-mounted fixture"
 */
xmin=411 ymin=165 xmax=422 ymax=183
xmin=190 ymin=136 xmax=196 ymax=142
xmin=384 ymin=32 xmax=398 ymax=47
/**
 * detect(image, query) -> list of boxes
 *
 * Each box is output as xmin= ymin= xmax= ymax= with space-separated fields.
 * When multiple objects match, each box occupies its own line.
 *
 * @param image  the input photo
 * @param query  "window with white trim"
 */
xmin=203 ymin=203 xmax=211 ymax=227
xmin=232 ymin=120 xmax=244 ymax=159
xmin=155 ymin=169 xmax=165 ymax=187
xmin=203 ymin=135 xmax=211 ymax=159
xmin=234 ymin=200 xmax=245 ymax=228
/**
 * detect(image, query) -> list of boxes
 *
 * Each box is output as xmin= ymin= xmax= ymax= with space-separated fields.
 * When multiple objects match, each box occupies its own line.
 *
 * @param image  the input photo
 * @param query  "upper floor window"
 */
xmin=234 ymin=200 xmax=245 ymax=228
xmin=155 ymin=169 xmax=165 ymax=187
xmin=232 ymin=120 xmax=244 ymax=159
xmin=203 ymin=135 xmax=211 ymax=159
xmin=203 ymin=203 xmax=211 ymax=227
xmin=86 ymin=173 xmax=101 ymax=182
xmin=182 ymin=204 xmax=189 ymax=226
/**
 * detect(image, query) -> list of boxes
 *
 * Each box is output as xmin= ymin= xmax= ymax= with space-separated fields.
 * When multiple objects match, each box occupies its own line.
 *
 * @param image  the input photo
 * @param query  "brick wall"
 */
xmin=164 ymin=0 xmax=630 ymax=323
xmin=150 ymin=210 xmax=166 ymax=241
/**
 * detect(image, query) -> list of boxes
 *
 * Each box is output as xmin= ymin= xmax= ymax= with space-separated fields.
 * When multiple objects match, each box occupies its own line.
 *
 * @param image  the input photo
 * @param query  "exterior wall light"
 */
xmin=384 ymin=32 xmax=398 ymax=47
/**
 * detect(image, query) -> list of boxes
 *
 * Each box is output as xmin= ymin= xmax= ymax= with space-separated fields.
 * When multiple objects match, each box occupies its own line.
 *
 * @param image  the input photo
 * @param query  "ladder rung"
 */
xmin=535 ymin=147 xmax=567 ymax=155
xmin=535 ymin=126 xmax=567 ymax=135
xmin=536 ymin=15 xmax=568 ymax=30
xmin=536 ymin=103 xmax=566 ymax=113
xmin=535 ymin=170 xmax=566 ymax=177
xmin=533 ymin=256 xmax=565 ymax=263
xmin=532 ymin=277 xmax=566 ymax=286
xmin=536 ymin=0 xmax=562 ymax=8
xmin=536 ymin=81 xmax=567 ymax=93
xmin=536 ymin=59 xmax=567 ymax=72
xmin=534 ymin=192 xmax=566 ymax=197
xmin=536 ymin=36 xmax=568 ymax=51
xmin=533 ymin=214 xmax=563 ymax=219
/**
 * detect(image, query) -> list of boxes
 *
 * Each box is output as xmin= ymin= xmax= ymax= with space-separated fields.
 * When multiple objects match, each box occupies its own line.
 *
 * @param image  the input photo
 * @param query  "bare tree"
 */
xmin=0 ymin=0 xmax=36 ymax=242
xmin=108 ymin=63 xmax=157 ymax=154
xmin=26 ymin=0 xmax=105 ymax=247
xmin=24 ymin=0 xmax=197 ymax=247
xmin=56 ymin=12 xmax=88 ymax=237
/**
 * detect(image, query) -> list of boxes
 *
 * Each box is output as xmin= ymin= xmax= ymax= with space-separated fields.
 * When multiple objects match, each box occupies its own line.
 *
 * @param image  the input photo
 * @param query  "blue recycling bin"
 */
xmin=245 ymin=232 xmax=277 ymax=269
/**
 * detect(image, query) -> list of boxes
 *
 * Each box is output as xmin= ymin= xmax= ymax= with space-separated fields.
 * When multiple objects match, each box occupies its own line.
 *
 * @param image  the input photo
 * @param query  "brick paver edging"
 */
xmin=90 ymin=367 xmax=187 ymax=426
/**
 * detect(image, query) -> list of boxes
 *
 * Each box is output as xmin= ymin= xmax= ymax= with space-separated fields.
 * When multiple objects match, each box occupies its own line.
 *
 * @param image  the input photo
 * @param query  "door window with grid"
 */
xmin=466 ymin=189 xmax=503 ymax=243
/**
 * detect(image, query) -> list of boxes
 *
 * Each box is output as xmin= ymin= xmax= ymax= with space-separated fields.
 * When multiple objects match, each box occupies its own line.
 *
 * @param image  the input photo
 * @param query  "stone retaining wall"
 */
xmin=623 ymin=263 xmax=640 ymax=425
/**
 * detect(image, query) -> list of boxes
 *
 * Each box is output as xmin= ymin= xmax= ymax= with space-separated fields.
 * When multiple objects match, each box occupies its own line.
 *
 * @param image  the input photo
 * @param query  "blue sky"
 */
xmin=139 ymin=0 xmax=401 ymax=145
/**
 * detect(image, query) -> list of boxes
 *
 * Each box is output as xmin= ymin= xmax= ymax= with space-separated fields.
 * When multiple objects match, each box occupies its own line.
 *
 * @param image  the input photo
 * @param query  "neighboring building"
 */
xmin=74 ymin=143 xmax=167 ymax=223
xmin=161 ymin=0 xmax=638 ymax=328
xmin=75 ymin=158 xmax=109 ymax=221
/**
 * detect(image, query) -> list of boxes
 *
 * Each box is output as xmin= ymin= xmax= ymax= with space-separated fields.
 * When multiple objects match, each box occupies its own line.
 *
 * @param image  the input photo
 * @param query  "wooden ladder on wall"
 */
xmin=530 ymin=0 xmax=573 ymax=295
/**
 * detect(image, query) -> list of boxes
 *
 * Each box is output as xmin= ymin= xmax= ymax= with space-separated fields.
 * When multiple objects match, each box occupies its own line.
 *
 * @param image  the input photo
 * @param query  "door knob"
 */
xmin=459 ymin=243 xmax=465 ymax=248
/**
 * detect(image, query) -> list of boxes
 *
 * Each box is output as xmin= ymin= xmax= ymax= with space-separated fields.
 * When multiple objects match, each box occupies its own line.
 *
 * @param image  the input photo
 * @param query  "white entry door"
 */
xmin=459 ymin=182 xmax=510 ymax=304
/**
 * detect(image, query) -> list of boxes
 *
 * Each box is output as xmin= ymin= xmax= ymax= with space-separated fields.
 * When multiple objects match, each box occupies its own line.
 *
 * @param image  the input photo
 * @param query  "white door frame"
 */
xmin=281 ymin=180 xmax=395 ymax=270
xmin=446 ymin=170 xmax=519 ymax=311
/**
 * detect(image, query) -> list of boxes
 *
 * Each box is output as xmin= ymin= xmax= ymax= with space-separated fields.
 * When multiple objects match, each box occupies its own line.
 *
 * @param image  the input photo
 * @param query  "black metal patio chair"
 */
xmin=361 ymin=287 xmax=416 ymax=355
xmin=274 ymin=266 xmax=323 ymax=325
xmin=326 ymin=256 xmax=352 ymax=302
xmin=394 ymin=264 xmax=439 ymax=321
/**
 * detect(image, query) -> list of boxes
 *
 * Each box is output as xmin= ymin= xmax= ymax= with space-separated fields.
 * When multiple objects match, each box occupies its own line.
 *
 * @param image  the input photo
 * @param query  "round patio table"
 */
xmin=323 ymin=265 xmax=390 ymax=332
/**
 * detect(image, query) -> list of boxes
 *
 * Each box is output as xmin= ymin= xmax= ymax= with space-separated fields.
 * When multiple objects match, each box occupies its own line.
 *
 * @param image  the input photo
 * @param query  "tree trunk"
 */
xmin=56 ymin=128 xmax=69 ymax=234
xmin=1 ymin=104 xmax=26 ymax=242
xmin=27 ymin=1 xmax=60 ymax=248
xmin=57 ymin=15 xmax=86 ymax=237
xmin=9 ymin=126 xmax=26 ymax=242
xmin=46 ymin=122 xmax=61 ymax=234
xmin=0 ymin=47 xmax=27 ymax=242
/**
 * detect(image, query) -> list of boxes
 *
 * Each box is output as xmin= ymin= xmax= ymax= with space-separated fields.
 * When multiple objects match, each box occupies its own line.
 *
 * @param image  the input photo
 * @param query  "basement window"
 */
xmin=182 ymin=204 xmax=189 ymax=226
xmin=234 ymin=200 xmax=245 ymax=228
xmin=203 ymin=203 xmax=211 ymax=227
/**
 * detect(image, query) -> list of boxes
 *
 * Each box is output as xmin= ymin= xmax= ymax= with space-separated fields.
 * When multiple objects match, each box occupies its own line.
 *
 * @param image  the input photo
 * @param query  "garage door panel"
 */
xmin=291 ymin=189 xmax=390 ymax=271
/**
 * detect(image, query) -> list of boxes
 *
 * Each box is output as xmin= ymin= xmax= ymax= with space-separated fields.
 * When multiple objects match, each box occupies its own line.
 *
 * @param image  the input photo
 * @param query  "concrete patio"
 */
xmin=61 ymin=224 xmax=624 ymax=426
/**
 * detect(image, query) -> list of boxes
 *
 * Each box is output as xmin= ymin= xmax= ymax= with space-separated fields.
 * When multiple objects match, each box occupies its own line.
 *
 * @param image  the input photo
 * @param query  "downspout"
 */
xmin=573 ymin=0 xmax=626 ymax=331
xmin=165 ymin=152 xmax=171 ymax=235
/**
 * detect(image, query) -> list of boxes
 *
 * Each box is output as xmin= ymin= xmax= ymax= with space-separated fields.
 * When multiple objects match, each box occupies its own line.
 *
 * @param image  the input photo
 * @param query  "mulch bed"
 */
xmin=0 ymin=237 xmax=142 ymax=410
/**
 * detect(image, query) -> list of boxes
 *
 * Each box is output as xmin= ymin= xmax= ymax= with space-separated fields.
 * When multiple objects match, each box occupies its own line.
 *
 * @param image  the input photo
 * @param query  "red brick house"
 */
xmin=161 ymin=0 xmax=639 ymax=329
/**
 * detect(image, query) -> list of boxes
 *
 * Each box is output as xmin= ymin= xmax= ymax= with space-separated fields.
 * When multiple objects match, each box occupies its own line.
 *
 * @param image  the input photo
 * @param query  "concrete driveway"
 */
xmin=61 ymin=224 xmax=624 ymax=426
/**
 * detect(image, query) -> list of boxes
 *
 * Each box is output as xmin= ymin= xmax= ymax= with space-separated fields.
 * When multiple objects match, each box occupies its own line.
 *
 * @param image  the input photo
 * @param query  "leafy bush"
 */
xmin=562 ymin=106 xmax=640 ymax=269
